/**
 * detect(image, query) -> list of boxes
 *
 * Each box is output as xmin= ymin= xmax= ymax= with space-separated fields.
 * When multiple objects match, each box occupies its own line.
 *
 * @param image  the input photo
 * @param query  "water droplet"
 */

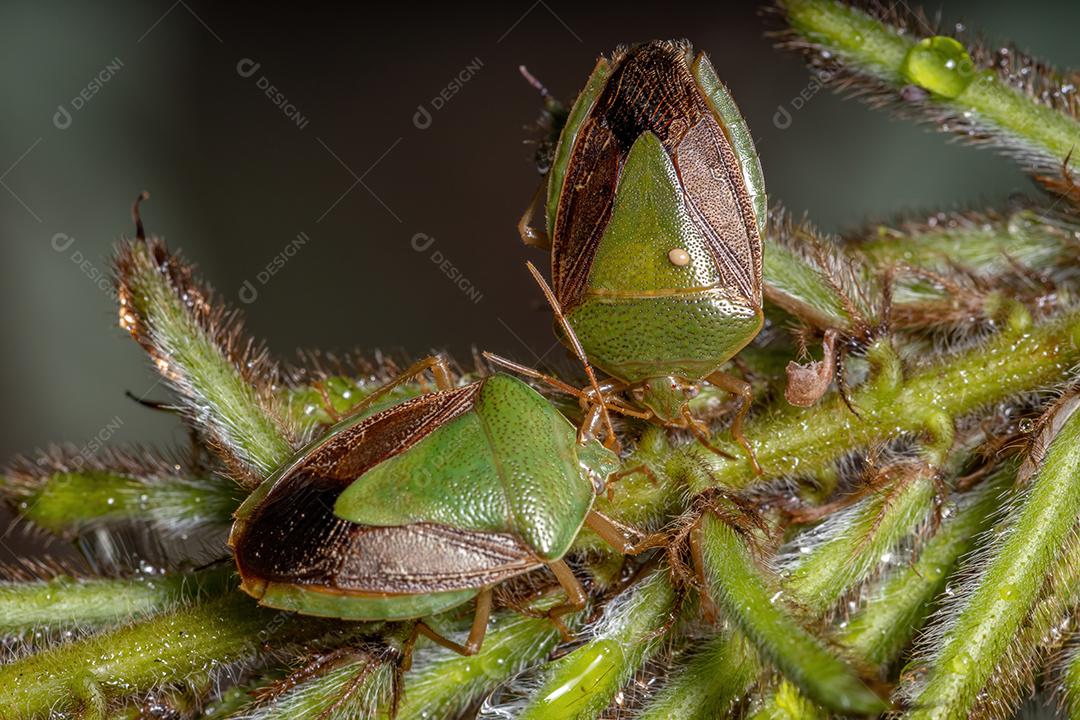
xmin=901 ymin=36 xmax=976 ymax=99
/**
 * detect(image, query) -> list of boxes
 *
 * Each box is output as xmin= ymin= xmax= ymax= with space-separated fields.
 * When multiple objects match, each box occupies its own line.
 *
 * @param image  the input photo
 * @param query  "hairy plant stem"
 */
xmin=232 ymin=595 xmax=581 ymax=720
xmin=780 ymin=0 xmax=1080 ymax=178
xmin=507 ymin=571 xmax=676 ymax=720
xmin=785 ymin=463 xmax=937 ymax=616
xmin=907 ymin=398 xmax=1080 ymax=719
xmin=0 ymin=565 xmax=234 ymax=636
xmin=578 ymin=308 xmax=1080 ymax=553
xmin=697 ymin=312 xmax=1062 ymax=487
xmin=854 ymin=209 xmax=1077 ymax=279
xmin=117 ymin=239 xmax=293 ymax=479
xmin=2 ymin=466 xmax=241 ymax=537
xmin=746 ymin=681 xmax=827 ymax=720
xmin=839 ymin=472 xmax=1008 ymax=669
xmin=394 ymin=597 xmax=578 ymax=720
xmin=700 ymin=514 xmax=885 ymax=715
xmin=1063 ymin=642 xmax=1080 ymax=720
xmin=745 ymin=462 xmax=974 ymax=717
xmin=635 ymin=630 xmax=759 ymax=720
xmin=0 ymin=593 xmax=329 ymax=718
xmin=962 ymin=534 xmax=1080 ymax=718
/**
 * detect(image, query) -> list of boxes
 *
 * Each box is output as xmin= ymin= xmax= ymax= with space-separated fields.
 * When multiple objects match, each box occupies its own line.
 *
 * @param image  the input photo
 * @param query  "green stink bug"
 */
xmin=228 ymin=356 xmax=634 ymax=655
xmin=518 ymin=40 xmax=766 ymax=470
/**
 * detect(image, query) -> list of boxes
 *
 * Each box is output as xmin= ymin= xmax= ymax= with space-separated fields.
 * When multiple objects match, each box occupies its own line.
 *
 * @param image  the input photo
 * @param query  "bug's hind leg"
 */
xmin=544 ymin=560 xmax=588 ymax=642
xmin=409 ymin=587 xmax=493 ymax=662
xmin=703 ymin=370 xmax=761 ymax=475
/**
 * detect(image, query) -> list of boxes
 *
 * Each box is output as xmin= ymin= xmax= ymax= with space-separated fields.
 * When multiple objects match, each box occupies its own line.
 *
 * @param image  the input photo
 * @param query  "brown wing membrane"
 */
xmin=552 ymin=40 xmax=761 ymax=308
xmin=303 ymin=383 xmax=479 ymax=481
xmin=675 ymin=113 xmax=761 ymax=302
xmin=551 ymin=122 xmax=621 ymax=309
xmin=233 ymin=472 xmax=538 ymax=594
xmin=232 ymin=382 xmax=529 ymax=594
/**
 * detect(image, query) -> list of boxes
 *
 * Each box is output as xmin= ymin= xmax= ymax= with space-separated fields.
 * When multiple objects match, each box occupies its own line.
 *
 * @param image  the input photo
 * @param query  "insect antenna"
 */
xmin=525 ymin=262 xmax=620 ymax=451
xmin=518 ymin=65 xmax=560 ymax=112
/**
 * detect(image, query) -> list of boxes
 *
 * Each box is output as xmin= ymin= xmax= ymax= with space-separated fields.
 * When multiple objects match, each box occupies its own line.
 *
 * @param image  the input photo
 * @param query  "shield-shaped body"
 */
xmin=229 ymin=374 xmax=614 ymax=621
xmin=548 ymin=40 xmax=766 ymax=385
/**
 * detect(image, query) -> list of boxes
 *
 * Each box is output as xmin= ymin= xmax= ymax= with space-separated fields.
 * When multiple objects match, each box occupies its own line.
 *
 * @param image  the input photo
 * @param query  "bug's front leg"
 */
xmin=703 ymin=370 xmax=761 ymax=475
xmin=584 ymin=509 xmax=668 ymax=556
xmin=340 ymin=354 xmax=456 ymax=424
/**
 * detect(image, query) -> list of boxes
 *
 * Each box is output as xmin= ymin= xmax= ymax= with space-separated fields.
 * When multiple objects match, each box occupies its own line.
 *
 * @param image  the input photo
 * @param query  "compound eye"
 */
xmin=587 ymin=468 xmax=606 ymax=495
xmin=668 ymin=248 xmax=691 ymax=266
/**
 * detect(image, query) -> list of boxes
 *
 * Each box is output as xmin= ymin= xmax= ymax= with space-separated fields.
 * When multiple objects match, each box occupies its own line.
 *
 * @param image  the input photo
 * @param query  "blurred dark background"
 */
xmin=2 ymin=0 xmax=1079 ymax=560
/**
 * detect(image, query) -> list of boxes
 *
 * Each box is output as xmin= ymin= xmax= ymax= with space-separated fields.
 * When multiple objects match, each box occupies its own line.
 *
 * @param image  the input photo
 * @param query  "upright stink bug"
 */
xmin=517 ymin=40 xmax=767 ymax=470
xmin=229 ymin=356 xmax=637 ymax=656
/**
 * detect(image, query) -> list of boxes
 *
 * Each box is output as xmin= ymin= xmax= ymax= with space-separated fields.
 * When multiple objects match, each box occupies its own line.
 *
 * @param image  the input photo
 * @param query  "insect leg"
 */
xmin=464 ymin=588 xmax=493 ymax=655
xmin=413 ymin=588 xmax=493 ymax=657
xmin=545 ymin=560 xmax=588 ymax=641
xmin=526 ymin=262 xmax=620 ymax=453
xmin=605 ymin=463 xmax=658 ymax=501
xmin=703 ymin=370 xmax=761 ymax=475
xmin=584 ymin=509 xmax=636 ymax=553
xmin=517 ymin=182 xmax=551 ymax=249
xmin=680 ymin=408 xmax=736 ymax=461
xmin=341 ymin=354 xmax=456 ymax=421
xmin=586 ymin=509 xmax=670 ymax=555
xmin=689 ymin=517 xmax=720 ymax=624
xmin=579 ymin=402 xmax=604 ymax=445
xmin=482 ymin=351 xmax=585 ymax=398
xmin=483 ymin=351 xmax=648 ymax=422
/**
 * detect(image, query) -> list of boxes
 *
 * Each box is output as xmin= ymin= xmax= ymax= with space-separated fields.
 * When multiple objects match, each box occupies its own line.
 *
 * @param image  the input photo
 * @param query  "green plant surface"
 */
xmin=0 ymin=593 xmax=332 ymax=718
xmin=0 ymin=565 xmax=234 ymax=636
xmin=905 ymin=397 xmax=1080 ymax=719
xmin=394 ymin=597 xmax=581 ymax=720
xmin=6 ymin=3 xmax=1080 ymax=718
xmin=635 ymin=631 xmax=759 ymax=720
xmin=507 ymin=571 xmax=676 ymax=720
xmin=116 ymin=237 xmax=294 ymax=481
xmin=700 ymin=514 xmax=886 ymax=715
xmin=780 ymin=0 xmax=1080 ymax=180
xmin=0 ymin=463 xmax=241 ymax=538
xmin=838 ymin=471 xmax=1008 ymax=668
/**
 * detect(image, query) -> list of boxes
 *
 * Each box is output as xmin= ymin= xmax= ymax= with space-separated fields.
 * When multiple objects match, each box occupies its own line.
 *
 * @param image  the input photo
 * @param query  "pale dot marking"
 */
xmin=668 ymin=248 xmax=690 ymax=266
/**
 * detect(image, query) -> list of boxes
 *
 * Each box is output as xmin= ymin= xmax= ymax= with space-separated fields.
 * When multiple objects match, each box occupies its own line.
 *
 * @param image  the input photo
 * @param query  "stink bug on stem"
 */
xmin=516 ymin=40 xmax=767 ymax=472
xmin=229 ymin=355 xmax=643 ymax=658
